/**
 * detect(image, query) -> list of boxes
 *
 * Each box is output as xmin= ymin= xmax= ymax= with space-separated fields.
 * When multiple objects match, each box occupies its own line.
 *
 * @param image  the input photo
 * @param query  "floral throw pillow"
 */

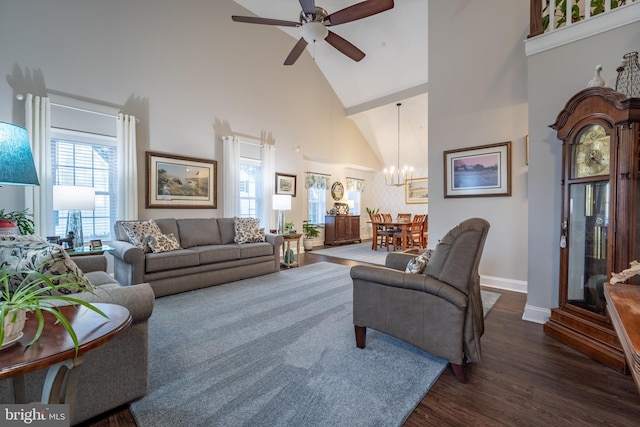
xmin=121 ymin=219 xmax=163 ymax=253
xmin=146 ymin=233 xmax=181 ymax=253
xmin=234 ymin=217 xmax=265 ymax=244
xmin=406 ymin=249 xmax=434 ymax=274
xmin=0 ymin=241 xmax=94 ymax=295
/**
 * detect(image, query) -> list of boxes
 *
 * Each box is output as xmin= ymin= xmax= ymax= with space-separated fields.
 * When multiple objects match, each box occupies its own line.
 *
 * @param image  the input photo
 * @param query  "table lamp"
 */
xmin=272 ymin=194 xmax=291 ymax=234
xmin=0 ymin=122 xmax=39 ymax=186
xmin=53 ymin=185 xmax=95 ymax=249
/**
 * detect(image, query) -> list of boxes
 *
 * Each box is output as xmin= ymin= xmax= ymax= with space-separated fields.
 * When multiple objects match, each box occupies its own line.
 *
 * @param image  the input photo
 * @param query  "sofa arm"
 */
xmin=266 ymin=233 xmax=284 ymax=267
xmin=350 ymin=265 xmax=467 ymax=309
xmin=70 ymin=283 xmax=155 ymax=324
xmin=73 ymin=255 xmax=107 ymax=273
xmin=108 ymin=240 xmax=145 ymax=286
xmin=384 ymin=252 xmax=415 ymax=271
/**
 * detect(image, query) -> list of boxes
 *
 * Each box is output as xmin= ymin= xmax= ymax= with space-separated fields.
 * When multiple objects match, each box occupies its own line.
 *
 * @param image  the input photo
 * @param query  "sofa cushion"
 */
xmin=217 ymin=218 xmax=236 ymax=244
xmin=0 ymin=241 xmax=94 ymax=294
xmin=120 ymin=220 xmax=163 ymax=253
xmin=239 ymin=242 xmax=273 ymax=258
xmin=154 ymin=218 xmax=180 ymax=245
xmin=234 ymin=218 xmax=265 ymax=244
xmin=177 ymin=218 xmax=221 ymax=248
xmin=145 ymin=249 xmax=200 ymax=273
xmin=193 ymin=245 xmax=241 ymax=264
xmin=146 ymin=233 xmax=181 ymax=253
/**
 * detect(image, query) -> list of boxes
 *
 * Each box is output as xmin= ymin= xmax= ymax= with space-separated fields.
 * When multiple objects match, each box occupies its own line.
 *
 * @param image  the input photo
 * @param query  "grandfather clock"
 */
xmin=544 ymin=87 xmax=640 ymax=372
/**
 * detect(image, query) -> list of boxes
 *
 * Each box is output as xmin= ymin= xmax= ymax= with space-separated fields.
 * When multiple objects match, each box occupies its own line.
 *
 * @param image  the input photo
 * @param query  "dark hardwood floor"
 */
xmin=80 ymin=250 xmax=640 ymax=427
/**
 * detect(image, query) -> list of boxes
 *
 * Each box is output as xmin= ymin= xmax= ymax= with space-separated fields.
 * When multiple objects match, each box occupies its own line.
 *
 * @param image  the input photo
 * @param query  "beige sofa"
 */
xmin=0 ymin=254 xmax=155 ymax=425
xmin=109 ymin=218 xmax=285 ymax=297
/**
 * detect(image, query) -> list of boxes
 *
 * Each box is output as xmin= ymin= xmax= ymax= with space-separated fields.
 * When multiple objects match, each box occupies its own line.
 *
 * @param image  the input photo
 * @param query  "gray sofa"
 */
xmin=0 ymin=255 xmax=155 ymax=426
xmin=109 ymin=218 xmax=285 ymax=297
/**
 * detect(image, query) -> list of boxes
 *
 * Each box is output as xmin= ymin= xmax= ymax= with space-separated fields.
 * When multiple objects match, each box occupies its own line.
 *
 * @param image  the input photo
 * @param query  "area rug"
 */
xmin=310 ymin=242 xmax=390 ymax=265
xmin=130 ymin=262 xmax=500 ymax=427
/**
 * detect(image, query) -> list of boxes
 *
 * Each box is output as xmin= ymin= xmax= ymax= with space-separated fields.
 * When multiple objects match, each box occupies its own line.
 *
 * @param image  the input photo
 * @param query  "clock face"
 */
xmin=572 ymin=125 xmax=610 ymax=178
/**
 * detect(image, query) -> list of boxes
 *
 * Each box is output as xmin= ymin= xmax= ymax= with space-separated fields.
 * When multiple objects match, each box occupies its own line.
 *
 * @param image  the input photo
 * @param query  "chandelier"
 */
xmin=384 ymin=103 xmax=413 ymax=187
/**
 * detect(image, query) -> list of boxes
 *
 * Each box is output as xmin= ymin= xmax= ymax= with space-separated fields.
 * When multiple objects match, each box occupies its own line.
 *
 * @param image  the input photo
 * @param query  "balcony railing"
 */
xmin=529 ymin=0 xmax=637 ymax=38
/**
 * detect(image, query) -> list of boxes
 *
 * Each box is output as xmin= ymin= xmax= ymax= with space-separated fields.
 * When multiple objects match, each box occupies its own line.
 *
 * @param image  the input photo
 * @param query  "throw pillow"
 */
xmin=120 ymin=219 xmax=163 ymax=253
xmin=0 ymin=241 xmax=94 ymax=295
xmin=234 ymin=217 xmax=265 ymax=244
xmin=146 ymin=233 xmax=181 ymax=253
xmin=405 ymin=249 xmax=434 ymax=274
xmin=0 ymin=235 xmax=46 ymax=242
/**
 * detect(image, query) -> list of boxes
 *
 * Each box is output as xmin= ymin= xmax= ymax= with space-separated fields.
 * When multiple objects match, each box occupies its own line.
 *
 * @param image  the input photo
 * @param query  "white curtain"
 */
xmin=117 ymin=113 xmax=138 ymax=220
xmin=261 ymin=144 xmax=276 ymax=230
xmin=222 ymin=135 xmax=240 ymax=217
xmin=24 ymin=94 xmax=51 ymax=236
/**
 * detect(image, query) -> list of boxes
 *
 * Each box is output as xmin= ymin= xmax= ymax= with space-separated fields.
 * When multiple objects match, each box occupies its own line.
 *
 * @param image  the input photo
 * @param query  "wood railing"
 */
xmin=529 ymin=0 xmax=636 ymax=38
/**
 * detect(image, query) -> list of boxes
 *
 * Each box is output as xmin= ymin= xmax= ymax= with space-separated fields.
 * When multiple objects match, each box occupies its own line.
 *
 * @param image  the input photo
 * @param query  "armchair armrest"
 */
xmin=108 ymin=240 xmax=145 ymax=286
xmin=73 ymin=255 xmax=107 ymax=273
xmin=384 ymin=252 xmax=416 ymax=271
xmin=70 ymin=282 xmax=155 ymax=324
xmin=350 ymin=265 xmax=467 ymax=309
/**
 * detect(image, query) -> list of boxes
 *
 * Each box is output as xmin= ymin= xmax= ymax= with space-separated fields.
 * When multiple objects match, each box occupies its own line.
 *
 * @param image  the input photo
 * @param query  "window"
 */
xmin=51 ymin=129 xmax=118 ymax=241
xmin=346 ymin=191 xmax=361 ymax=215
xmin=239 ymin=158 xmax=262 ymax=218
xmin=308 ymin=187 xmax=326 ymax=224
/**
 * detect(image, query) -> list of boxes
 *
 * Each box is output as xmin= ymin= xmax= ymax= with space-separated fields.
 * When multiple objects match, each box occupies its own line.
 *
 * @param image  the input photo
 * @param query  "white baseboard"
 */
xmin=522 ymin=304 xmax=551 ymax=325
xmin=480 ymin=275 xmax=527 ymax=293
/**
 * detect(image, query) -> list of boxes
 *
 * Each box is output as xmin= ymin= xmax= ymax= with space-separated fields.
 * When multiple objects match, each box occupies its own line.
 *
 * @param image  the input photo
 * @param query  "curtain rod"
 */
xmin=346 ymin=176 xmax=364 ymax=181
xmin=15 ymin=93 xmax=137 ymax=122
xmin=305 ymin=171 xmax=331 ymax=176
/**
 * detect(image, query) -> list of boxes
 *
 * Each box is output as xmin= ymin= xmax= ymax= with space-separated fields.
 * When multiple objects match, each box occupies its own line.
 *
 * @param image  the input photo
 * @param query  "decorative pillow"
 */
xmin=146 ymin=233 xmax=181 ymax=253
xmin=120 ymin=220 xmax=163 ymax=253
xmin=0 ymin=235 xmax=46 ymax=242
xmin=406 ymin=249 xmax=434 ymax=274
xmin=0 ymin=241 xmax=94 ymax=295
xmin=234 ymin=217 xmax=265 ymax=244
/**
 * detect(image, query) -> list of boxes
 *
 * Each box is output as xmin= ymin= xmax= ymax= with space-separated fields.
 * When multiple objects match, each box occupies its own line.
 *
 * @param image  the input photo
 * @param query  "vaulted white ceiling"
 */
xmin=232 ymin=0 xmax=428 ymax=171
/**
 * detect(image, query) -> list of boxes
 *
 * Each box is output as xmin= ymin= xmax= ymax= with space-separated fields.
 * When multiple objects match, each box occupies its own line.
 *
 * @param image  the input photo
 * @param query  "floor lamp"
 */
xmin=53 ymin=185 xmax=95 ymax=249
xmin=272 ymin=194 xmax=291 ymax=235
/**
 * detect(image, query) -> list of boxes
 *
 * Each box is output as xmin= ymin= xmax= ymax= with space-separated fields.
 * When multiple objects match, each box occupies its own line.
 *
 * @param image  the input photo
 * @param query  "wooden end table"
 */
xmin=0 ymin=303 xmax=131 ymax=418
xmin=282 ymin=234 xmax=302 ymax=268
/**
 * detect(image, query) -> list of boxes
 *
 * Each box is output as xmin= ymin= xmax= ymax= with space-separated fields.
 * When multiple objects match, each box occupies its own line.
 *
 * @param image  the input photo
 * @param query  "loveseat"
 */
xmin=0 ymin=250 xmax=155 ymax=426
xmin=109 ymin=218 xmax=285 ymax=297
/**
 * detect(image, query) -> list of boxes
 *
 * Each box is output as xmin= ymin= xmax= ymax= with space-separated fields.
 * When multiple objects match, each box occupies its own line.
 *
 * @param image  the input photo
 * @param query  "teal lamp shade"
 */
xmin=0 ymin=122 xmax=39 ymax=186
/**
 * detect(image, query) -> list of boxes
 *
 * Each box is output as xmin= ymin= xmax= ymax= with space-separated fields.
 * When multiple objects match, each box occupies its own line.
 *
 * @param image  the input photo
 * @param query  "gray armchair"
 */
xmin=350 ymin=218 xmax=490 ymax=382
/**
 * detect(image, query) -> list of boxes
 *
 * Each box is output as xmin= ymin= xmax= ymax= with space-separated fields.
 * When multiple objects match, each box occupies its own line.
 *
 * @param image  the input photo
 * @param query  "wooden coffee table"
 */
xmin=0 ymin=303 xmax=131 ymax=416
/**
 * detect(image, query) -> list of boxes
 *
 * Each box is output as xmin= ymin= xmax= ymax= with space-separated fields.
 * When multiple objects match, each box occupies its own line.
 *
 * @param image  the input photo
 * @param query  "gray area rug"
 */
xmin=130 ymin=262 xmax=500 ymax=427
xmin=311 ymin=242 xmax=390 ymax=265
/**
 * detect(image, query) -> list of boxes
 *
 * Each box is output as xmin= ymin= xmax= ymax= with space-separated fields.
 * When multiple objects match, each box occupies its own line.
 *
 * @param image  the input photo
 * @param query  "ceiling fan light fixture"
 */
xmin=301 ymin=22 xmax=328 ymax=43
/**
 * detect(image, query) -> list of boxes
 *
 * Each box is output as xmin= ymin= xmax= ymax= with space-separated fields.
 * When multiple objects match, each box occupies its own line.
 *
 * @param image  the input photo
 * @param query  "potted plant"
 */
xmin=365 ymin=207 xmax=380 ymax=220
xmin=0 ymin=209 xmax=35 ymax=235
xmin=0 ymin=264 xmax=107 ymax=352
xmin=302 ymin=220 xmax=322 ymax=251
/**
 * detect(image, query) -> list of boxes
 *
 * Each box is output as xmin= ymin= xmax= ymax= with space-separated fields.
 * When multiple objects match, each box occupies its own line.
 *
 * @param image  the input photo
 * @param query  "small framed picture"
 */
xmin=275 ymin=173 xmax=297 ymax=197
xmin=90 ymin=239 xmax=103 ymax=250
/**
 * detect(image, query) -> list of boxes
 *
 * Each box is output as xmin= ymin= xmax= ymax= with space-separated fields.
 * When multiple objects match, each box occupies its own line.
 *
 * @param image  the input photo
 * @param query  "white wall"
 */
xmin=525 ymin=21 xmax=640 ymax=323
xmin=428 ymin=1 xmax=530 ymax=292
xmin=0 ymin=0 xmax=381 ymax=227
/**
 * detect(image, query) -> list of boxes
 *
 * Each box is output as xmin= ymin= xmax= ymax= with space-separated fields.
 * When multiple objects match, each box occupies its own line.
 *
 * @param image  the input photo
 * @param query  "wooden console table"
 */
xmin=604 ymin=282 xmax=640 ymax=394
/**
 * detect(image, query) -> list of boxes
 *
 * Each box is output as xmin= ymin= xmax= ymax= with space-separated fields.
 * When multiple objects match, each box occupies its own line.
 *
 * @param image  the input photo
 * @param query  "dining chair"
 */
xmin=397 ymin=213 xmax=412 ymax=221
xmin=394 ymin=214 xmax=425 ymax=249
xmin=422 ymin=215 xmax=429 ymax=248
xmin=371 ymin=213 xmax=391 ymax=251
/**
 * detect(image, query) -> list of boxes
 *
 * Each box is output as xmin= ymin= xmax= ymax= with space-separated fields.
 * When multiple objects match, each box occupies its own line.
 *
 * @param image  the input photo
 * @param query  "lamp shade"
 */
xmin=0 ymin=122 xmax=39 ymax=186
xmin=53 ymin=185 xmax=96 ymax=210
xmin=272 ymin=194 xmax=292 ymax=211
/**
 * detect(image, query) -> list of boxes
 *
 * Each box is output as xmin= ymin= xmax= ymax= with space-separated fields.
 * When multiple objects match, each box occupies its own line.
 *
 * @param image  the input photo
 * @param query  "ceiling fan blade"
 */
xmin=325 ymin=30 xmax=365 ymax=62
xmin=299 ymin=0 xmax=316 ymax=15
xmin=327 ymin=0 xmax=394 ymax=26
xmin=284 ymin=38 xmax=309 ymax=66
xmin=231 ymin=15 xmax=300 ymax=27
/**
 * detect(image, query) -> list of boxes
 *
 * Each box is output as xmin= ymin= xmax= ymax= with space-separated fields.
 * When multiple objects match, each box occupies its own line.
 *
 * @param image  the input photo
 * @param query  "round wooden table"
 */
xmin=0 ymin=303 xmax=131 ymax=415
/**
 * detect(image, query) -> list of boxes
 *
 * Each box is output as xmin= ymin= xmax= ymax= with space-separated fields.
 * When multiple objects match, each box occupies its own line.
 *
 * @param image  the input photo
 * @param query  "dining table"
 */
xmin=370 ymin=218 xmax=413 ymax=251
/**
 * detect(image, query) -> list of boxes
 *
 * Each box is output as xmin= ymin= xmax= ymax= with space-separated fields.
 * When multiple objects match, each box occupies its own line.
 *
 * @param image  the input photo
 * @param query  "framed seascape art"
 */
xmin=146 ymin=151 xmax=217 ymax=208
xmin=275 ymin=173 xmax=297 ymax=197
xmin=405 ymin=178 xmax=428 ymax=204
xmin=443 ymin=142 xmax=511 ymax=198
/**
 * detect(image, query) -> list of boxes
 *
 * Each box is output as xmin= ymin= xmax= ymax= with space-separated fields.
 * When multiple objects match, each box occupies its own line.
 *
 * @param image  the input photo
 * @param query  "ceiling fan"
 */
xmin=232 ymin=0 xmax=394 ymax=65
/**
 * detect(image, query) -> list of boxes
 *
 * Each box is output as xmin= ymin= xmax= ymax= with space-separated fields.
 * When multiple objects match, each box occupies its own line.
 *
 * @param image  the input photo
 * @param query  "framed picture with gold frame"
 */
xmin=146 ymin=151 xmax=217 ymax=208
xmin=405 ymin=178 xmax=428 ymax=204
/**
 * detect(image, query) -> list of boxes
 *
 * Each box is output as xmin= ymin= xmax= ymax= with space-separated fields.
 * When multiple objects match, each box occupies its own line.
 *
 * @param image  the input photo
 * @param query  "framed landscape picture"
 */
xmin=146 ymin=151 xmax=217 ymax=208
xmin=405 ymin=178 xmax=428 ymax=204
xmin=275 ymin=173 xmax=296 ymax=197
xmin=444 ymin=142 xmax=511 ymax=198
